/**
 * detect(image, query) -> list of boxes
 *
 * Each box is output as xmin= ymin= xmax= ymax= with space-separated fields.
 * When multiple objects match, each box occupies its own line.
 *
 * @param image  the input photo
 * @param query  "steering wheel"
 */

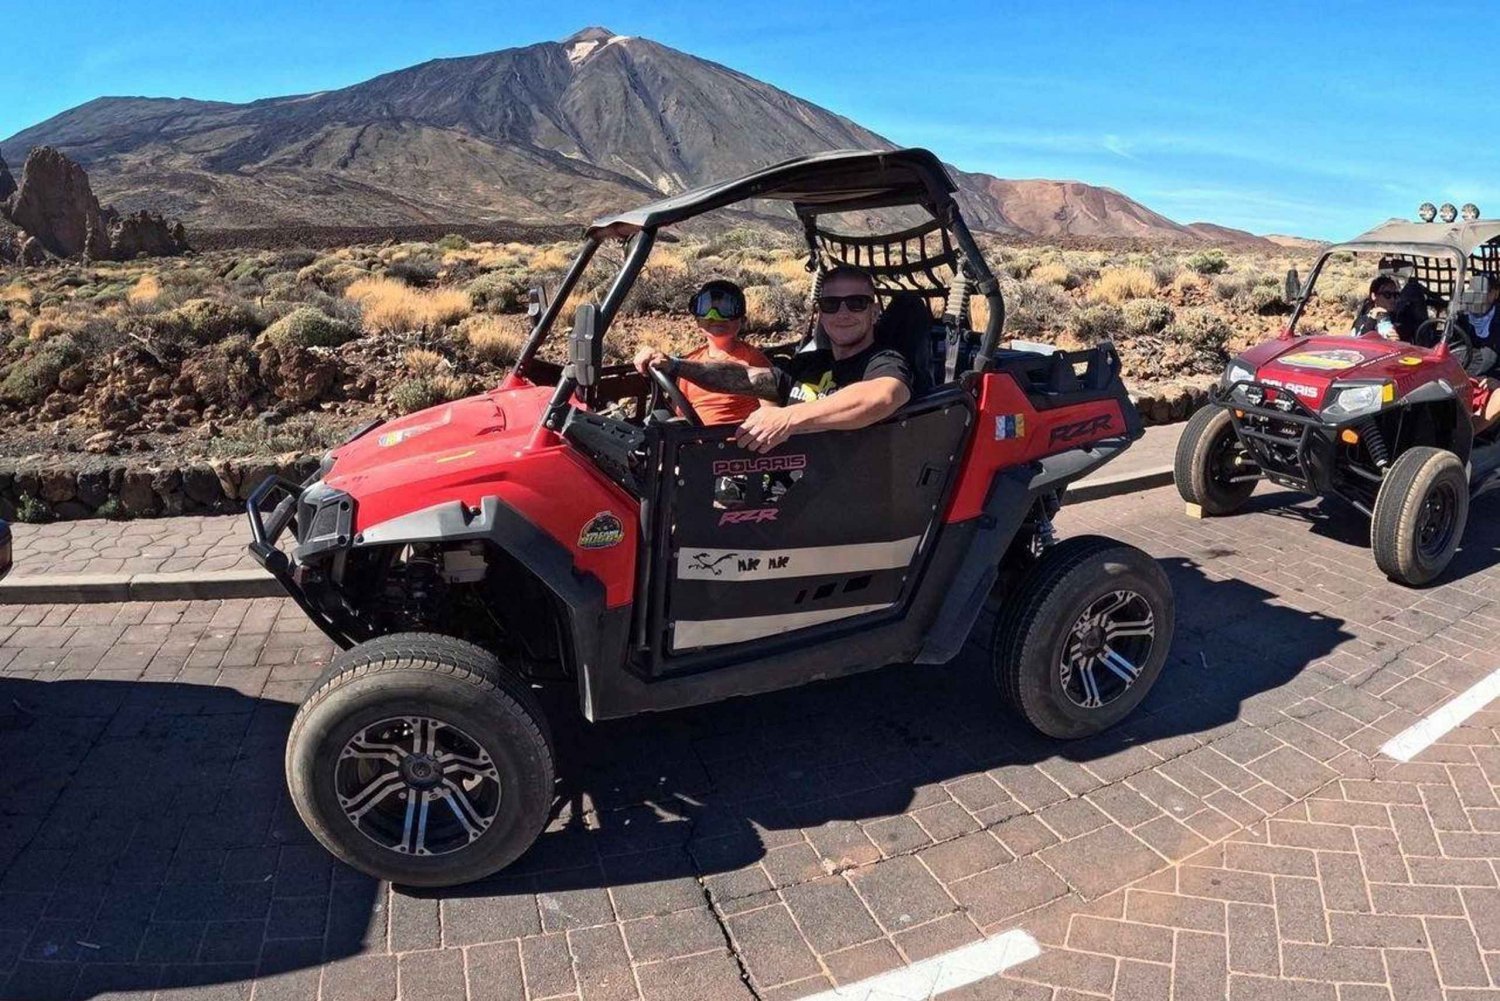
xmin=1414 ymin=318 xmax=1476 ymax=370
xmin=649 ymin=361 xmax=704 ymax=427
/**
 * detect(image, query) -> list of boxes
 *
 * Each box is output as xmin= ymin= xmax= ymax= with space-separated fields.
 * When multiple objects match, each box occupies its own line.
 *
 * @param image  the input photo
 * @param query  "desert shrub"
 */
xmin=466 ymin=270 xmax=531 ymax=313
xmin=262 ymin=272 xmax=302 ymax=299
xmin=432 ymin=373 xmax=472 ymax=401
xmin=1003 ymin=279 xmax=1074 ymax=337
xmin=127 ymin=274 xmax=162 ymax=305
xmin=147 ymin=297 xmax=264 ymax=348
xmin=436 ymin=233 xmax=470 ymax=251
xmin=625 ymin=258 xmax=701 ymax=315
xmin=1185 ymin=249 xmax=1229 ymax=275
xmin=999 ymin=250 xmax=1040 ymax=279
xmin=225 ymin=256 xmax=272 ymax=282
xmin=0 ymin=284 xmax=31 ymax=306
xmin=260 ymin=306 xmax=358 ymax=349
xmin=1212 ymin=274 xmax=1249 ymax=301
xmin=94 ymin=498 xmax=122 ymax=520
xmin=346 ymin=277 xmax=471 ymax=332
xmin=1166 ymin=307 xmax=1233 ymax=352
xmin=1029 ymin=261 xmax=1079 ymax=290
xmin=1242 ymin=283 xmax=1290 ymax=315
xmin=1171 ymin=271 xmax=1209 ymax=299
xmin=742 ymin=284 xmax=799 ymax=333
xmin=1122 ymin=299 xmax=1175 ymax=336
xmin=390 ymin=378 xmax=442 ymax=414
xmin=1073 ymin=303 xmax=1126 ymax=343
xmin=0 ymin=334 xmax=82 ymax=405
xmin=461 ymin=314 xmax=527 ymax=365
xmin=160 ymin=267 xmax=210 ymax=290
xmin=185 ymin=335 xmax=259 ymax=408
xmin=384 ymin=260 xmax=439 ymax=287
xmin=275 ymin=248 xmax=319 ymax=270
xmin=404 ymin=348 xmax=445 ymax=376
xmin=14 ymin=493 xmax=52 ymax=524
xmin=1090 ymin=266 xmax=1156 ymax=304
xmin=1150 ymin=259 xmax=1181 ymax=287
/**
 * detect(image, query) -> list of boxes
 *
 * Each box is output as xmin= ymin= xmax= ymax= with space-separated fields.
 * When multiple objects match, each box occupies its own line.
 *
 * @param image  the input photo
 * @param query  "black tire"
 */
xmin=1371 ymin=447 xmax=1469 ymax=587
xmin=993 ymin=536 xmax=1174 ymax=739
xmin=286 ymin=632 xmax=554 ymax=887
xmin=1174 ymin=405 xmax=1256 ymax=514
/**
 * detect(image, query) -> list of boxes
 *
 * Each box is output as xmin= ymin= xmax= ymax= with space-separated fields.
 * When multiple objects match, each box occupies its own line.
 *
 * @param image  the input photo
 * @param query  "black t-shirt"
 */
xmin=773 ymin=344 xmax=912 ymax=404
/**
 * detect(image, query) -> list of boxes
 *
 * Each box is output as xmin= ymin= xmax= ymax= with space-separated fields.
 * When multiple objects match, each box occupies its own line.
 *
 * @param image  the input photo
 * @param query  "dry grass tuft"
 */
xmin=1090 ymin=266 xmax=1157 ymax=304
xmin=432 ymin=374 xmax=472 ymax=401
xmin=345 ymin=277 xmax=471 ymax=333
xmin=404 ymin=348 xmax=446 ymax=376
xmin=1030 ymin=262 xmax=1075 ymax=288
xmin=0 ymin=284 xmax=32 ymax=306
xmin=127 ymin=274 xmax=162 ymax=306
xmin=461 ymin=314 xmax=527 ymax=365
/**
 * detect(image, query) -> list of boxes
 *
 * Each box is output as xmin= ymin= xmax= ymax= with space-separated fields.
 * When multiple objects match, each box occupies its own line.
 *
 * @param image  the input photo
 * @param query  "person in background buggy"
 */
xmin=1458 ymin=275 xmax=1500 ymax=434
xmin=1353 ymin=266 xmax=1429 ymax=341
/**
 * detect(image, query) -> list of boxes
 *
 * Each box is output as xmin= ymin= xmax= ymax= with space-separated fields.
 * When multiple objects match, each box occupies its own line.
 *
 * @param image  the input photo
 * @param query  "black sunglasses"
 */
xmin=817 ymin=294 xmax=874 ymax=314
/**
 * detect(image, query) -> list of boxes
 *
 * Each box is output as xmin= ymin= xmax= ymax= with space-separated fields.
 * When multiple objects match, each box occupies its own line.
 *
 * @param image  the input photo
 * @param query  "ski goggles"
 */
xmin=817 ymin=294 xmax=875 ymax=314
xmin=690 ymin=287 xmax=745 ymax=320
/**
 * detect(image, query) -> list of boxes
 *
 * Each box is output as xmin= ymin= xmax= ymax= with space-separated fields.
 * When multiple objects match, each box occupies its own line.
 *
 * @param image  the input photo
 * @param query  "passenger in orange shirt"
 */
xmin=676 ymin=280 xmax=772 ymax=425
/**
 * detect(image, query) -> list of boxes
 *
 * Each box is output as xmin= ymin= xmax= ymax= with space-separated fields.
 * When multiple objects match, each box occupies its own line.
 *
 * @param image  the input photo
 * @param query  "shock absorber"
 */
xmin=943 ymin=262 xmax=973 ymax=327
xmin=1357 ymin=417 xmax=1391 ymax=469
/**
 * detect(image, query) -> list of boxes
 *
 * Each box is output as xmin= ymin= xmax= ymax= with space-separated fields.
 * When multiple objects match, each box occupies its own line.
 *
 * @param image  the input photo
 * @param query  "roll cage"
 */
xmin=508 ymin=148 xmax=1006 ymax=404
xmin=1289 ymin=219 xmax=1500 ymax=341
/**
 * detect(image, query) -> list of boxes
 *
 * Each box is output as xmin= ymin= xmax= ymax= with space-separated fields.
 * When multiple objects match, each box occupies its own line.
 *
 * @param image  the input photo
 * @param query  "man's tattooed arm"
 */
xmin=673 ymin=359 xmax=781 ymax=401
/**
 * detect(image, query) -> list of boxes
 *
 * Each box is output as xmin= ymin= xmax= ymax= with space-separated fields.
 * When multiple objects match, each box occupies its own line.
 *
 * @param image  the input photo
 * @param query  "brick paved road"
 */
xmin=7 ymin=516 xmax=252 ymax=578
xmin=1 ymin=484 xmax=1497 ymax=1000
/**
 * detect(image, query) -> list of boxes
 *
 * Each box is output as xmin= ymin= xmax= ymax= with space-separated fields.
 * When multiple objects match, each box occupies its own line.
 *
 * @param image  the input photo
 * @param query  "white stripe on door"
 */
xmin=676 ymin=537 xmax=920 ymax=582
xmin=672 ymin=603 xmax=893 ymax=650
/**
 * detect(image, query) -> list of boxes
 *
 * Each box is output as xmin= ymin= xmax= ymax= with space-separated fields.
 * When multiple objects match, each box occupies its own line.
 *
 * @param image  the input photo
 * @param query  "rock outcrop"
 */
xmin=0 ymin=145 xmax=187 ymax=263
xmin=0 ymin=149 xmax=15 ymax=202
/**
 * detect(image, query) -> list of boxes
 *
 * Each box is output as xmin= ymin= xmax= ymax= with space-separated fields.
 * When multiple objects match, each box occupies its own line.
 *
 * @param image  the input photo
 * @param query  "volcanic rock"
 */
xmin=3 ymin=146 xmax=110 ymax=258
xmin=0 ymin=148 xmax=14 ymax=202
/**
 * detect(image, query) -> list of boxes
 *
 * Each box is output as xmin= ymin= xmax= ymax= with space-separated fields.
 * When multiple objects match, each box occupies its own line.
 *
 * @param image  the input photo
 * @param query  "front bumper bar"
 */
xmin=245 ymin=474 xmax=354 ymax=648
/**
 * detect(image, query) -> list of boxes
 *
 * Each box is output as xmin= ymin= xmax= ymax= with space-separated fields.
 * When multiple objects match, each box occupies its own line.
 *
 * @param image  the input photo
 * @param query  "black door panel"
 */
xmin=648 ymin=391 xmax=972 ymax=669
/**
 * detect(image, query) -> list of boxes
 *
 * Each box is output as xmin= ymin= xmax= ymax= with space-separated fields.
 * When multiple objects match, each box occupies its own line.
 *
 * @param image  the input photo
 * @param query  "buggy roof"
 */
xmin=1336 ymin=218 xmax=1500 ymax=258
xmin=585 ymin=148 xmax=958 ymax=239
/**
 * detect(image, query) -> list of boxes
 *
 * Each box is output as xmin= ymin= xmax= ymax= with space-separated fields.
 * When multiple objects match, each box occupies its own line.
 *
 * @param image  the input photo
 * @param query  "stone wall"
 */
xmin=0 ymin=453 xmax=319 ymax=523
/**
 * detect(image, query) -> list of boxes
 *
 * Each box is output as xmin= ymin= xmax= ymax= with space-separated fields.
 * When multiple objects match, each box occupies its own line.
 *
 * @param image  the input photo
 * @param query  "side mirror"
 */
xmin=526 ymin=285 xmax=549 ymax=320
xmin=1284 ymin=268 xmax=1303 ymax=304
xmin=569 ymin=302 xmax=602 ymax=387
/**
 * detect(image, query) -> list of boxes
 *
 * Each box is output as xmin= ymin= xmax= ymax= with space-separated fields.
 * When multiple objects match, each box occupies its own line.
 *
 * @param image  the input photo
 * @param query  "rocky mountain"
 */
xmin=1184 ymin=222 xmax=1276 ymax=249
xmin=4 ymin=27 xmax=1217 ymax=241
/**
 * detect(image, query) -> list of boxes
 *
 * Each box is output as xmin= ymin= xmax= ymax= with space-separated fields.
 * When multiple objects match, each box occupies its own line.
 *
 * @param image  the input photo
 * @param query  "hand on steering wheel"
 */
xmin=648 ymin=360 xmax=704 ymax=427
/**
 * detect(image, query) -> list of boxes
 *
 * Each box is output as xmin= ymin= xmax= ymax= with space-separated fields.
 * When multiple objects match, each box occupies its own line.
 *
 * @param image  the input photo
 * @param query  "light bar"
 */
xmin=1462 ymin=203 xmax=1481 ymax=221
xmin=1440 ymin=203 xmax=1459 ymax=223
xmin=1419 ymin=202 xmax=1438 ymax=222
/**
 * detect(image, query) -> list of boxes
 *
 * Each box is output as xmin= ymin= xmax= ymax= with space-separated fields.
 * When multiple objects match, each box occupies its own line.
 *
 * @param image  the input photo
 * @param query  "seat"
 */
xmin=875 ymin=292 xmax=940 ymax=395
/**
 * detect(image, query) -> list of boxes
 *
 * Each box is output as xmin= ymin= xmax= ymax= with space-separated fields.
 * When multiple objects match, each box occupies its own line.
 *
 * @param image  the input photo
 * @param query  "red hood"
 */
xmin=323 ymin=383 xmax=552 ymax=493
xmin=1238 ymin=334 xmax=1433 ymax=409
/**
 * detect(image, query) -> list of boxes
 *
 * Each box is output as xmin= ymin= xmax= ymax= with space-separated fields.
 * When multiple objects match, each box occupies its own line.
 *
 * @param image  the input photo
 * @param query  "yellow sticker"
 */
xmin=434 ymin=450 xmax=476 ymax=464
xmin=1399 ymin=357 xmax=1422 ymax=366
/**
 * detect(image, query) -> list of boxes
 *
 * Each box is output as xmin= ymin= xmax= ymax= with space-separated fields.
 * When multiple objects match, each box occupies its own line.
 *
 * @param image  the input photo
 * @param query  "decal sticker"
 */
xmin=719 ymin=508 xmax=779 ymax=526
xmin=688 ymin=552 xmax=738 ymax=576
xmin=712 ymin=454 xmax=808 ymax=476
xmin=377 ymin=408 xmax=453 ymax=447
xmin=994 ymin=414 xmax=1027 ymax=440
xmin=675 ymin=538 xmax=919 ymax=582
xmin=1049 ymin=414 xmax=1115 ymax=444
xmin=1278 ymin=349 xmax=1369 ymax=371
xmin=434 ymin=449 xmax=476 ymax=464
xmin=578 ymin=511 xmax=625 ymax=550
xmin=1260 ymin=378 xmax=1318 ymax=398
xmin=1400 ymin=356 xmax=1423 ymax=366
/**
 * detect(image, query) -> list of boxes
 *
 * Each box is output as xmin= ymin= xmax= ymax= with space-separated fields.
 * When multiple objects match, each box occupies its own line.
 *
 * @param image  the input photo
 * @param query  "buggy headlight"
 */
xmin=1223 ymin=361 xmax=1254 ymax=388
xmin=1324 ymin=383 xmax=1392 ymax=418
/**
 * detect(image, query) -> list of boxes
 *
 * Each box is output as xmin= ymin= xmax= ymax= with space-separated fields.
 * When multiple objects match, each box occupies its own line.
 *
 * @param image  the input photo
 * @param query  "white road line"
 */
xmin=797 ymin=929 xmax=1041 ymax=1001
xmin=1380 ymin=665 xmax=1500 ymax=762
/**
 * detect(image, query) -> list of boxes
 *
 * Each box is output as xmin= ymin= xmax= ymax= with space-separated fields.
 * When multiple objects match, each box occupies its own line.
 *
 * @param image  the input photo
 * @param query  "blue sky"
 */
xmin=2 ymin=0 xmax=1494 ymax=240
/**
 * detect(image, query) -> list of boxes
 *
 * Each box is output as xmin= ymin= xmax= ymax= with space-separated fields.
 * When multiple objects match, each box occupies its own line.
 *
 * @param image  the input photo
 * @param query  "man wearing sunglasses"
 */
xmin=633 ymin=265 xmax=912 ymax=453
